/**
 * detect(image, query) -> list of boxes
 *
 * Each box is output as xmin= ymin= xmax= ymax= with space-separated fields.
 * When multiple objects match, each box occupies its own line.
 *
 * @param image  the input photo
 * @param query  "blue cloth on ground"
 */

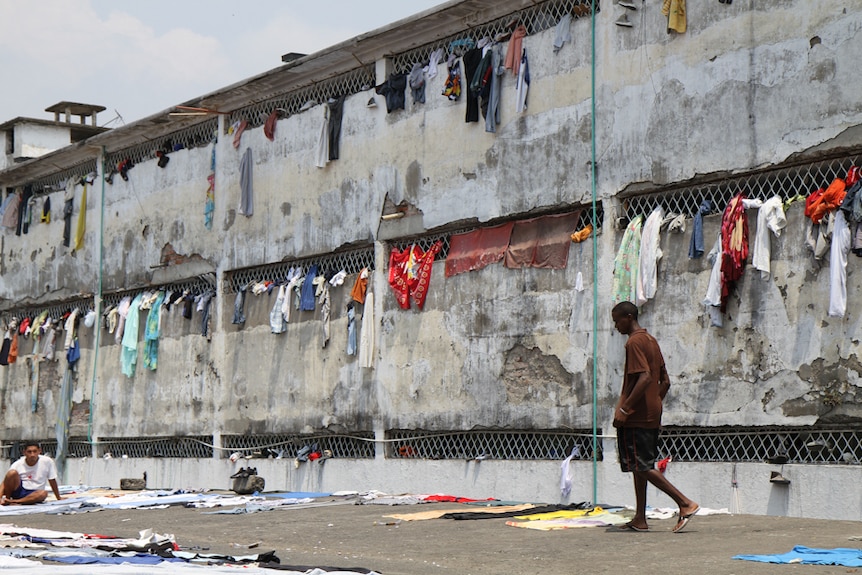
xmin=267 ymin=491 xmax=331 ymax=499
xmin=44 ymin=553 xmax=183 ymax=565
xmin=733 ymin=546 xmax=862 ymax=567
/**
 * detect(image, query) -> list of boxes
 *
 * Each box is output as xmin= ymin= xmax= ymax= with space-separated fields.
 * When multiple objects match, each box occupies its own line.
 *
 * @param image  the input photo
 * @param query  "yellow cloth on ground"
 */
xmin=515 ymin=507 xmax=602 ymax=521
xmin=661 ymin=0 xmax=686 ymax=33
xmin=73 ymin=184 xmax=87 ymax=251
xmin=385 ymin=503 xmax=536 ymax=521
xmin=506 ymin=510 xmax=628 ymax=531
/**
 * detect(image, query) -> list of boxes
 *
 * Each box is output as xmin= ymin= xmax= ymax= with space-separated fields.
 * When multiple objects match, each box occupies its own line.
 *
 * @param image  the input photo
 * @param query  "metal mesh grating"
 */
xmin=386 ymin=429 xmax=601 ymax=460
xmin=221 ymin=432 xmax=375 ymax=459
xmin=96 ymin=436 xmax=214 ymax=458
xmin=10 ymin=438 xmax=92 ymax=460
xmin=0 ymin=296 xmax=93 ymax=326
xmin=104 ymin=119 xmax=218 ymax=172
xmin=225 ymin=247 xmax=375 ymax=294
xmin=24 ymin=160 xmax=99 ymax=198
xmin=623 ymin=154 xmax=861 ymax=222
xmin=226 ymin=68 xmax=375 ymax=131
xmin=102 ymin=276 xmax=217 ymax=309
xmin=390 ymin=205 xmax=603 ymax=262
xmin=392 ymin=0 xmax=598 ymax=73
xmin=660 ymin=426 xmax=862 ymax=464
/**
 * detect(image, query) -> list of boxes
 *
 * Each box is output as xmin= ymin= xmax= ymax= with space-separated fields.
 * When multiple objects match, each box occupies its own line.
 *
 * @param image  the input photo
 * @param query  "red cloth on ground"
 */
xmin=503 ymin=211 xmax=581 ymax=269
xmin=720 ymin=194 xmax=748 ymax=312
xmin=422 ymin=494 xmax=495 ymax=503
xmin=445 ymin=222 xmax=515 ymax=277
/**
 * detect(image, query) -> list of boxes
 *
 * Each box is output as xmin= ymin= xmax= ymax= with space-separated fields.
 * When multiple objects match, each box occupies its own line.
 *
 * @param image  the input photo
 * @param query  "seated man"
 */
xmin=0 ymin=442 xmax=63 ymax=505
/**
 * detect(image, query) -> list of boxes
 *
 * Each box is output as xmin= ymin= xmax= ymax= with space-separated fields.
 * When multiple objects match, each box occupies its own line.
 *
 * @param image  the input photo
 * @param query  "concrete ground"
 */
xmin=6 ymin=497 xmax=862 ymax=574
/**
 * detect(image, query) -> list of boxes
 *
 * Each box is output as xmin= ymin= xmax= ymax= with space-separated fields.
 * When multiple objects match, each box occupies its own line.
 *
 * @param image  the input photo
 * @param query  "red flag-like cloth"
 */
xmin=388 ymin=240 xmax=444 ymax=309
xmin=445 ymin=222 xmax=515 ymax=277
xmin=503 ymin=211 xmax=580 ymax=269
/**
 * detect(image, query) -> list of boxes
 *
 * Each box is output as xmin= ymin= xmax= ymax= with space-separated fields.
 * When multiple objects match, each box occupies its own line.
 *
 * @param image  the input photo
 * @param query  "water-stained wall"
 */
xmin=0 ymin=1 xmax=861 ymax=508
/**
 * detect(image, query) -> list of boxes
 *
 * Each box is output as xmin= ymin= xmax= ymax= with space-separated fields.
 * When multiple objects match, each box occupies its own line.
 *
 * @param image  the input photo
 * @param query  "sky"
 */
xmin=0 ymin=0 xmax=444 ymax=126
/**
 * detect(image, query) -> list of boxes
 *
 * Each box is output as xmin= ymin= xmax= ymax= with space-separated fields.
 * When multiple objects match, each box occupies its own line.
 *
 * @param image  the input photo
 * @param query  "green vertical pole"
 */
xmin=88 ymin=148 xmax=106 ymax=444
xmin=590 ymin=0 xmax=599 ymax=507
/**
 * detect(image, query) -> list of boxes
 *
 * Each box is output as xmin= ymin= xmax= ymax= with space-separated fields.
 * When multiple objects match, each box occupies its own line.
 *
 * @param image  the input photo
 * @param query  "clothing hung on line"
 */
xmin=376 ymin=73 xmax=408 ymax=113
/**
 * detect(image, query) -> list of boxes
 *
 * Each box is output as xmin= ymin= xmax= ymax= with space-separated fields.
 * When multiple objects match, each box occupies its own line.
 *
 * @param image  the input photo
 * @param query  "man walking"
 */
xmin=611 ymin=301 xmax=698 ymax=532
xmin=0 ymin=441 xmax=63 ymax=505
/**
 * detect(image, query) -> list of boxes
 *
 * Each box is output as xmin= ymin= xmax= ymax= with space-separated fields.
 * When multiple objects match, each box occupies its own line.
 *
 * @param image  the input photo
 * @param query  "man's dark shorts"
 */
xmin=617 ymin=427 xmax=659 ymax=472
xmin=10 ymin=485 xmax=36 ymax=500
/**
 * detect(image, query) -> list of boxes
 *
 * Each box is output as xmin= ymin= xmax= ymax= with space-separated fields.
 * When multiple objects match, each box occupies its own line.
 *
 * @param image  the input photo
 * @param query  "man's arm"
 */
xmin=48 ymin=478 xmax=62 ymax=501
xmin=614 ymin=371 xmax=651 ymax=425
xmin=622 ymin=371 xmax=652 ymax=411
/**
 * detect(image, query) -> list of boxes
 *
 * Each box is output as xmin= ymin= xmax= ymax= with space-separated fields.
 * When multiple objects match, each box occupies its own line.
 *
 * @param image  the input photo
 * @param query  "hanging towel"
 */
xmin=515 ymin=49 xmax=530 ymax=114
xmin=121 ymin=294 xmax=143 ymax=378
xmin=143 ymin=292 xmax=165 ymax=370
xmin=315 ymin=102 xmax=330 ymax=168
xmin=504 ymin=212 xmax=579 ymax=270
xmin=73 ymin=185 xmax=87 ymax=251
xmin=239 ymin=148 xmax=253 ymax=216
xmin=504 ymin=25 xmax=528 ymax=76
xmin=636 ymin=207 xmax=665 ymax=307
xmin=661 ymin=0 xmax=686 ymax=33
xmin=612 ymin=215 xmax=644 ymax=305
xmin=346 ymin=304 xmax=357 ymax=356
xmin=829 ymin=210 xmax=851 ymax=318
xmin=359 ymin=291 xmax=375 ymax=368
xmin=751 ymin=196 xmax=787 ymax=279
xmin=263 ymin=109 xmax=280 ymax=141
xmin=446 ymin=222 xmax=515 ymax=277
xmin=205 ymin=143 xmax=216 ymax=229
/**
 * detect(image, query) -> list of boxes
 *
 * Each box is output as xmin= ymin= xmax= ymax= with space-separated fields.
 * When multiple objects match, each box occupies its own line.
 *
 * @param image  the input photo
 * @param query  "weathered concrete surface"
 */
xmin=1 ymin=0 xmax=862 ymax=519
xmin=9 ymin=496 xmax=862 ymax=575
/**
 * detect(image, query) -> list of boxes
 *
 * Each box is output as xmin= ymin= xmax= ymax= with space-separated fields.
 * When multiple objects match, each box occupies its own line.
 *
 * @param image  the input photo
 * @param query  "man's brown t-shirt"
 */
xmin=620 ymin=328 xmax=666 ymax=428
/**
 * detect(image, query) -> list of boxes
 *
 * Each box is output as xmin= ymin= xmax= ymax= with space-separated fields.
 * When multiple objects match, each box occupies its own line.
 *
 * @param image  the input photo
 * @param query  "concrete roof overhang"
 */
xmin=0 ymin=0 xmax=535 ymax=187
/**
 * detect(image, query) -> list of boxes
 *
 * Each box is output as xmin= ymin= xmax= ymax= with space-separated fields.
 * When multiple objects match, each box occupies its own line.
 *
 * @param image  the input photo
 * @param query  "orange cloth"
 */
xmin=8 ymin=332 xmax=18 ymax=364
xmin=350 ymin=269 xmax=368 ymax=304
xmin=570 ymin=223 xmax=592 ymax=243
xmin=805 ymin=178 xmax=846 ymax=224
xmin=504 ymin=25 xmax=527 ymax=76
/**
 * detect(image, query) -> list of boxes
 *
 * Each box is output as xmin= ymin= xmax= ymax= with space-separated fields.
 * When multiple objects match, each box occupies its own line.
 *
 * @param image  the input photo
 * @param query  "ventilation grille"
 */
xmin=13 ymin=438 xmax=91 ymax=460
xmin=0 ymin=296 xmax=92 ymax=325
xmin=104 ymin=119 xmax=218 ymax=171
xmin=624 ymin=154 xmax=861 ymax=221
xmin=386 ymin=429 xmax=601 ymax=460
xmin=660 ymin=426 xmax=862 ymax=464
xmin=226 ymin=68 xmax=375 ymax=132
xmin=101 ymin=277 xmax=217 ymax=309
xmin=392 ymin=0 xmax=598 ymax=73
xmin=95 ymin=436 xmax=214 ymax=458
xmin=26 ymin=160 xmax=99 ymax=198
xmin=221 ymin=432 xmax=375 ymax=459
xmin=225 ymin=247 xmax=375 ymax=295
